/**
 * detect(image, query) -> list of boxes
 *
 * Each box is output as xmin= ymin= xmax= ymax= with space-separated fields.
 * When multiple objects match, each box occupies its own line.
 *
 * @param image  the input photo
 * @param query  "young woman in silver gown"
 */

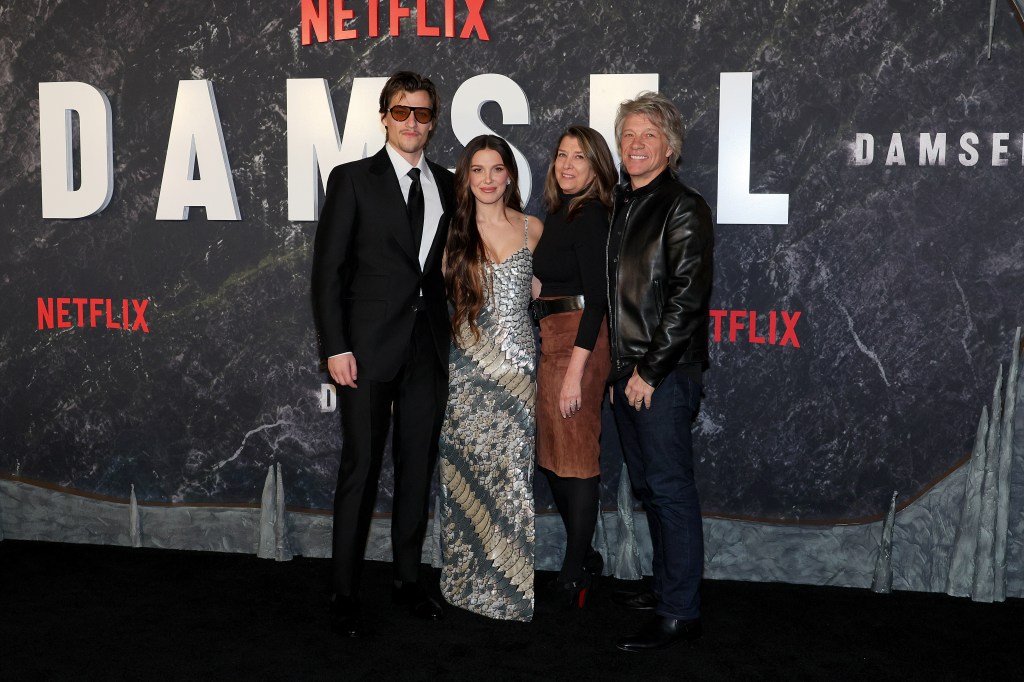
xmin=438 ymin=134 xmax=544 ymax=621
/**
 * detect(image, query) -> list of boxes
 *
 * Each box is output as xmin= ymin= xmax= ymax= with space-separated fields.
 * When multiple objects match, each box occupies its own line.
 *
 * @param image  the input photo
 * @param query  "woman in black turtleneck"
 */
xmin=531 ymin=126 xmax=617 ymax=608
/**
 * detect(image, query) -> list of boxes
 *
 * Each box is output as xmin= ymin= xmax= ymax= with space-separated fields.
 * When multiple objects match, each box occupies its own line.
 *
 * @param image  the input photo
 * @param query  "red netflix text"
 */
xmin=710 ymin=310 xmax=801 ymax=348
xmin=37 ymin=298 xmax=151 ymax=333
xmin=300 ymin=0 xmax=490 ymax=45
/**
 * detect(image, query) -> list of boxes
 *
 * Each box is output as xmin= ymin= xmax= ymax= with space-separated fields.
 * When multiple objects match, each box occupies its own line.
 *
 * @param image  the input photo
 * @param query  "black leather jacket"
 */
xmin=606 ymin=169 xmax=714 ymax=387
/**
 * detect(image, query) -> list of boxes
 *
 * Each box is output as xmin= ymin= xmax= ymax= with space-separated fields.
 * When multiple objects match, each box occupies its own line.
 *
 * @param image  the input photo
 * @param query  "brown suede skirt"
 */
xmin=535 ymin=307 xmax=610 ymax=478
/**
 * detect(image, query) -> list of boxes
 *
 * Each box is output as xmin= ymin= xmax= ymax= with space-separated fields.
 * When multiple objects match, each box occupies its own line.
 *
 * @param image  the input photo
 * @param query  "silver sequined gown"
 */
xmin=439 ymin=233 xmax=536 ymax=622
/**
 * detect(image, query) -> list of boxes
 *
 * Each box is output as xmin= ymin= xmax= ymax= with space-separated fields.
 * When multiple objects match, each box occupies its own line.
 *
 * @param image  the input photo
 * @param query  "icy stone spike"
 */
xmin=129 ymin=483 xmax=142 ymax=548
xmin=993 ymin=327 xmax=1021 ymax=600
xmin=430 ymin=494 xmax=443 ymax=568
xmin=988 ymin=0 xmax=997 ymax=59
xmin=274 ymin=462 xmax=293 ymax=561
xmin=257 ymin=464 xmax=276 ymax=559
xmin=973 ymin=367 xmax=1004 ymax=602
xmin=986 ymin=365 xmax=1004 ymax=477
xmin=0 ymin=467 xmax=5 ymax=542
xmin=871 ymin=490 xmax=898 ymax=593
xmin=1011 ymin=336 xmax=1024 ymax=600
xmin=613 ymin=461 xmax=643 ymax=580
xmin=946 ymin=406 xmax=989 ymax=597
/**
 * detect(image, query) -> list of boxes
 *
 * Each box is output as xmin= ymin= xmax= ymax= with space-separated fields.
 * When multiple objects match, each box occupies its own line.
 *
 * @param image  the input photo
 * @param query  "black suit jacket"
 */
xmin=312 ymin=146 xmax=455 ymax=382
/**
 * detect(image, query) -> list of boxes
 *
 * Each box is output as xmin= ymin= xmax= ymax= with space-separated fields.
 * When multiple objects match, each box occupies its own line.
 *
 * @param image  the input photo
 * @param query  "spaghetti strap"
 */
xmin=523 ymin=216 xmax=529 ymax=247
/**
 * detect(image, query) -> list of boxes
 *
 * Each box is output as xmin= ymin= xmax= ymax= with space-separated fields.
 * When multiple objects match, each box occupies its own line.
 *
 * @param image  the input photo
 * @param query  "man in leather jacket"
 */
xmin=606 ymin=92 xmax=714 ymax=652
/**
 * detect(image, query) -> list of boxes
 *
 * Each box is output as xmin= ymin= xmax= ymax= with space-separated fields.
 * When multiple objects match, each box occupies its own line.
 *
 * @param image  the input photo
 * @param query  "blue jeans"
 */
xmin=612 ymin=366 xmax=703 ymax=621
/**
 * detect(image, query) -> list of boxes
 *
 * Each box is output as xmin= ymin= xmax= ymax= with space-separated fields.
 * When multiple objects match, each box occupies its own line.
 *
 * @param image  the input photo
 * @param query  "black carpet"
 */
xmin=1 ymin=540 xmax=1020 ymax=681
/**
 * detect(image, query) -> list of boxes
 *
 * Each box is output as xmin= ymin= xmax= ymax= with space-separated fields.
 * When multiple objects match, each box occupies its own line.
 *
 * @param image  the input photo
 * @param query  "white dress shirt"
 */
xmin=384 ymin=142 xmax=444 ymax=269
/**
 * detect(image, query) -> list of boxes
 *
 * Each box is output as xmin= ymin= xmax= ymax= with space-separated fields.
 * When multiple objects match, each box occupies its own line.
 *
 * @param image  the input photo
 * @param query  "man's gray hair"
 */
xmin=614 ymin=91 xmax=685 ymax=167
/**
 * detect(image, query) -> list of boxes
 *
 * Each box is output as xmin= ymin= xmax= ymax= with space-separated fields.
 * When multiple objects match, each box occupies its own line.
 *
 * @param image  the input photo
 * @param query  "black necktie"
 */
xmin=406 ymin=168 xmax=424 ymax=250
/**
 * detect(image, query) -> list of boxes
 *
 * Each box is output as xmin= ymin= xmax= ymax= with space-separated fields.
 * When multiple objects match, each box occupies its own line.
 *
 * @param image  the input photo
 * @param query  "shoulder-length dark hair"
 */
xmin=542 ymin=126 xmax=616 ymax=220
xmin=614 ymin=91 xmax=684 ymax=167
xmin=444 ymin=134 xmax=523 ymax=346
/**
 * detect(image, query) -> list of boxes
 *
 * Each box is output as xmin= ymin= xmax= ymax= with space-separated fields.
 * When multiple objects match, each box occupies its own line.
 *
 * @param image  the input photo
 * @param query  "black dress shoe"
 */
xmin=329 ymin=594 xmax=365 ymax=638
xmin=616 ymin=615 xmax=702 ymax=652
xmin=611 ymin=588 xmax=658 ymax=610
xmin=392 ymin=582 xmax=445 ymax=620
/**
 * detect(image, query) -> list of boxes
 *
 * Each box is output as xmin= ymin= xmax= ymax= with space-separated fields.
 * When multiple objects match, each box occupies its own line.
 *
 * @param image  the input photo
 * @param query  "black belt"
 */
xmin=530 ymin=295 xmax=585 ymax=322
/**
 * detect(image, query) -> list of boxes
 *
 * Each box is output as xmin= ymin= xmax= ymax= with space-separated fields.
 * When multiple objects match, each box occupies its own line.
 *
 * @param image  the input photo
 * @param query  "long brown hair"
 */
xmin=444 ymin=135 xmax=523 ymax=346
xmin=542 ymin=126 xmax=616 ymax=220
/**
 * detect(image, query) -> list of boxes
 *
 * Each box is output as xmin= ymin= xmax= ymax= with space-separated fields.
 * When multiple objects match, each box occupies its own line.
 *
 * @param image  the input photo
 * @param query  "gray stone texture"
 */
xmin=2 ymin=1 xmax=1024 ymax=593
xmin=948 ymin=409 xmax=989 ymax=596
xmin=871 ymin=490 xmax=898 ymax=593
xmin=943 ymin=333 xmax=1023 ymax=601
xmin=1009 ymin=357 xmax=1024 ymax=596
xmin=992 ymin=328 xmax=1019 ymax=599
xmin=4 ymin=416 xmax=1019 ymax=596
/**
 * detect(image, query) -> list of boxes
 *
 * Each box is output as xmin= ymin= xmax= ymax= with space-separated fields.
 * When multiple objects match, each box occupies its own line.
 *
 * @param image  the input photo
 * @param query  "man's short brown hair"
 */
xmin=378 ymin=71 xmax=441 ymax=118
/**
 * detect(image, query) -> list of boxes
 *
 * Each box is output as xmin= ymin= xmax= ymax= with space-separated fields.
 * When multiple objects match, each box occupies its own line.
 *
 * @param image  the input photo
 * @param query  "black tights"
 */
xmin=542 ymin=467 xmax=600 ymax=583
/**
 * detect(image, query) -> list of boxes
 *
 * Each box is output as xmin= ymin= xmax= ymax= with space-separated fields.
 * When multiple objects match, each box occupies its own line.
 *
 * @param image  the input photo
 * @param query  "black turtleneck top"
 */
xmin=532 ymin=193 xmax=610 ymax=350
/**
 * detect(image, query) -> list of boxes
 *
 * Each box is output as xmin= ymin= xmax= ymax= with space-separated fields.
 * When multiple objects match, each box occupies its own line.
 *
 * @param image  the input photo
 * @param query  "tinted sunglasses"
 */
xmin=388 ymin=105 xmax=434 ymax=124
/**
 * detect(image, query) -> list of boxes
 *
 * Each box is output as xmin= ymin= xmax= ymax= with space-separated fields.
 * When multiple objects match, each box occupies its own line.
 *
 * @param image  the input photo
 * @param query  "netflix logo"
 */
xmin=37 ymin=297 xmax=151 ymax=333
xmin=710 ymin=310 xmax=802 ymax=348
xmin=300 ymin=0 xmax=489 ymax=45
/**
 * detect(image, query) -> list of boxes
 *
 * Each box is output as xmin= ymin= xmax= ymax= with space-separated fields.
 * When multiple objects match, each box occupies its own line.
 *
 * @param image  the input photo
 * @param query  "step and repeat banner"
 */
xmin=2 ymin=1 xmax=1023 ymax=522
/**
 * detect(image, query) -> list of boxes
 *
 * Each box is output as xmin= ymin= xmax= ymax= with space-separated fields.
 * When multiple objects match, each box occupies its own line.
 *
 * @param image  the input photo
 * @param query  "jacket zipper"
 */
xmin=607 ymin=198 xmax=636 ymax=372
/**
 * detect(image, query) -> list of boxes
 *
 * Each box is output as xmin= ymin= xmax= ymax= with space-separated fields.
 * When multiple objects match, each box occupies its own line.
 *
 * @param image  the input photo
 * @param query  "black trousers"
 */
xmin=331 ymin=313 xmax=447 ymax=596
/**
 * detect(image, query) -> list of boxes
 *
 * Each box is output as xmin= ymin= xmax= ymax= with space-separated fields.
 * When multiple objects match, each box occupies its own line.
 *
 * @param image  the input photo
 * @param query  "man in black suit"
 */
xmin=311 ymin=71 xmax=455 ymax=637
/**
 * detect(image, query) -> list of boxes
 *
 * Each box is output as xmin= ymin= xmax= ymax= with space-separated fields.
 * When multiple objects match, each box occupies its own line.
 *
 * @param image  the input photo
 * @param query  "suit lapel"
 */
xmin=422 ymin=159 xmax=452 ymax=274
xmin=369 ymin=147 xmax=419 ymax=267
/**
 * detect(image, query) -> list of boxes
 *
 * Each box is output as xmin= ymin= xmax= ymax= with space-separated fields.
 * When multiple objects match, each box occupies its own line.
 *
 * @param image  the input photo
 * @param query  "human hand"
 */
xmin=328 ymin=354 xmax=358 ymax=388
xmin=624 ymin=369 xmax=654 ymax=411
xmin=559 ymin=376 xmax=583 ymax=419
